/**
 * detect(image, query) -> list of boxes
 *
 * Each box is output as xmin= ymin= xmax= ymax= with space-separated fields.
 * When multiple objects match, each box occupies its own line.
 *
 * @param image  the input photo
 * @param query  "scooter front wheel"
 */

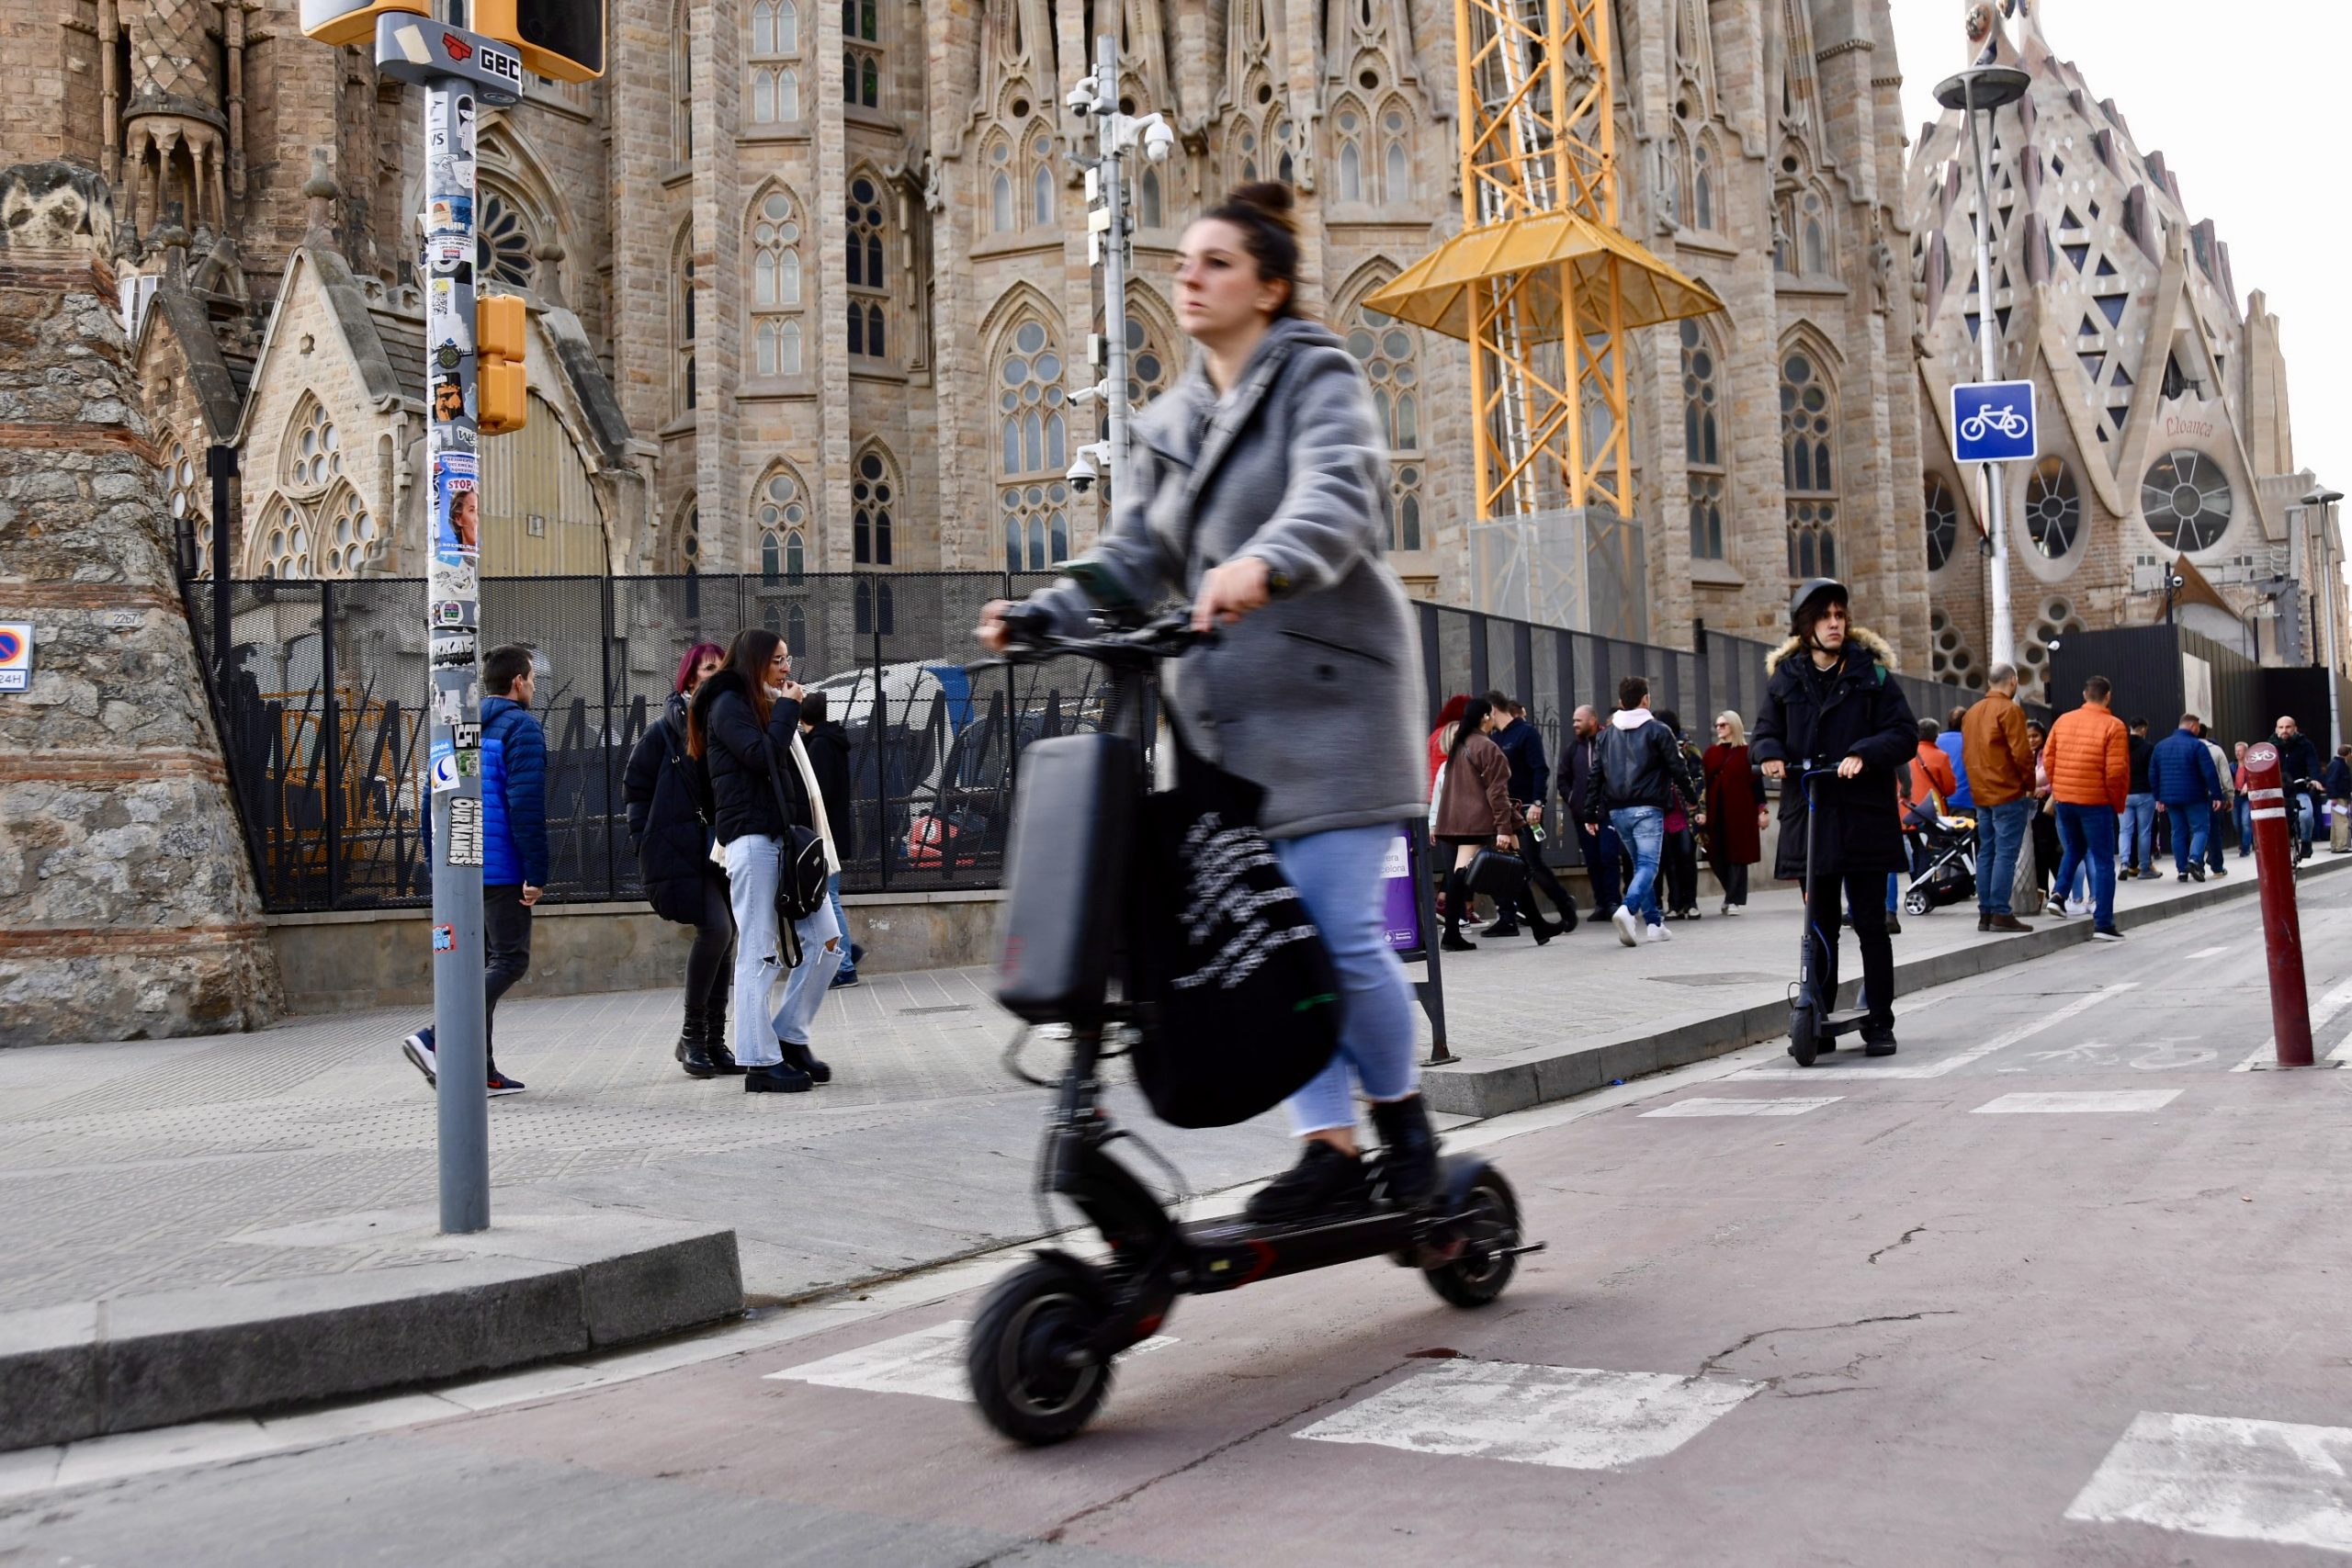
xmin=1789 ymin=1004 xmax=1820 ymax=1066
xmin=1423 ymin=1170 xmax=1523 ymax=1308
xmin=967 ymin=1257 xmax=1115 ymax=1445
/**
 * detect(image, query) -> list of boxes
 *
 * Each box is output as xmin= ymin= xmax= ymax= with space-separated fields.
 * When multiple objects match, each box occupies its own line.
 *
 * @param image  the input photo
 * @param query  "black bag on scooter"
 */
xmin=1128 ymin=736 xmax=1342 ymax=1129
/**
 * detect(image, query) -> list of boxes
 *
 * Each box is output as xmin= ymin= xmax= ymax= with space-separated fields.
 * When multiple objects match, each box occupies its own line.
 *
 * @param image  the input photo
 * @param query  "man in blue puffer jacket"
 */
xmin=401 ymin=645 xmax=550 ymax=1097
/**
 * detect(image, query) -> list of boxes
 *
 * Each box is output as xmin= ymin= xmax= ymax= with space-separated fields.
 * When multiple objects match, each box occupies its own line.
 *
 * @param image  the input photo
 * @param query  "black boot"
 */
xmin=1370 ymin=1094 xmax=1441 ymax=1212
xmin=1860 ymin=1021 xmax=1898 ymax=1057
xmin=679 ymin=1004 xmax=718 ymax=1078
xmin=1244 ymin=1140 xmax=1373 ymax=1224
xmin=744 ymin=1060 xmax=813 ymax=1093
xmin=778 ymin=1037 xmax=831 ymax=1085
xmin=703 ymin=995 xmax=745 ymax=1076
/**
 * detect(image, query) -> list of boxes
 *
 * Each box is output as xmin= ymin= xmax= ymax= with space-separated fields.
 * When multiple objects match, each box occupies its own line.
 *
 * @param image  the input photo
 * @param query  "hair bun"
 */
xmin=1227 ymin=180 xmax=1299 ymax=231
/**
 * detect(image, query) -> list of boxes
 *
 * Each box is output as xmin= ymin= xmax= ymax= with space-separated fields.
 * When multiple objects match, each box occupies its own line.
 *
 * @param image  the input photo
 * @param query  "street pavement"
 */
xmin=0 ymin=858 xmax=2267 ymax=1320
xmin=6 ymin=863 xmax=2352 ymax=1562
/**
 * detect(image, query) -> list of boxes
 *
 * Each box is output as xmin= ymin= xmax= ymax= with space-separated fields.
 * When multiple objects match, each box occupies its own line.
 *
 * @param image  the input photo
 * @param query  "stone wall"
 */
xmin=0 ymin=162 xmax=283 ymax=1046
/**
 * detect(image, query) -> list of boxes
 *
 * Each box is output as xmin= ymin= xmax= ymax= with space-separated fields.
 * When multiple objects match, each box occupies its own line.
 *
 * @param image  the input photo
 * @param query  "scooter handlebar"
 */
xmin=987 ymin=610 xmax=1216 ymax=668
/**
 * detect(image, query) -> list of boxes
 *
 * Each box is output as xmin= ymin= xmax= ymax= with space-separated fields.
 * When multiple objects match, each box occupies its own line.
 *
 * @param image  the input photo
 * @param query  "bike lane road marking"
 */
xmin=2066 ymin=1411 xmax=2352 ymax=1553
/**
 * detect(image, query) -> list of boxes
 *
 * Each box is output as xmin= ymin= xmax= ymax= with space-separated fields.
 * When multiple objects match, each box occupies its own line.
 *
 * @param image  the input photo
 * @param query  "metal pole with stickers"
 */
xmin=300 ymin=0 xmax=602 ymax=1234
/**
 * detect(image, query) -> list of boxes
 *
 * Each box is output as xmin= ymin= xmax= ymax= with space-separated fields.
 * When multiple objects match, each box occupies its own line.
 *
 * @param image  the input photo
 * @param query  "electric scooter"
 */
xmin=966 ymin=604 xmax=1540 ymax=1446
xmin=1786 ymin=764 xmax=1873 ymax=1067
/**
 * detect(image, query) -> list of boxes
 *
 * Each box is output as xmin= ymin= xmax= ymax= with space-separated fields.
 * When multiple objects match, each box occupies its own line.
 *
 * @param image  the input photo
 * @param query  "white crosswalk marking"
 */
xmin=2229 ymin=975 xmax=2352 ymax=1069
xmin=767 ymin=1321 xmax=1174 ymax=1403
xmin=1738 ymin=983 xmax=2136 ymax=1079
xmin=1639 ymin=1097 xmax=1842 ymax=1118
xmin=2185 ymin=945 xmax=2233 ymax=959
xmin=1295 ymin=1360 xmax=1762 ymax=1471
xmin=1972 ymin=1089 xmax=2180 ymax=1114
xmin=2066 ymin=1411 xmax=2352 ymax=1552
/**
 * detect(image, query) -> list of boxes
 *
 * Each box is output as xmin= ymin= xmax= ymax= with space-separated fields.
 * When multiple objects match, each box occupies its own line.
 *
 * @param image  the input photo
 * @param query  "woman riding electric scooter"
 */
xmin=1751 ymin=578 xmax=1919 ymax=1059
xmin=977 ymin=180 xmax=1435 ymax=1224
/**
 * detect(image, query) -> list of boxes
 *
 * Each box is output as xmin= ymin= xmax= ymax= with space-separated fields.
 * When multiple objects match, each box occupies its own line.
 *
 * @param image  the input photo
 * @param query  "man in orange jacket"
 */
xmin=2040 ymin=674 xmax=2131 ymax=938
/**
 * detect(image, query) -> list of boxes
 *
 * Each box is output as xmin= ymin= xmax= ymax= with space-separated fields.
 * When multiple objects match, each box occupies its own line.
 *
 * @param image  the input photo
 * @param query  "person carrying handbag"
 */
xmin=689 ymin=627 xmax=843 ymax=1094
xmin=1432 ymin=696 xmax=1532 ymax=952
xmin=623 ymin=642 xmax=742 ymax=1077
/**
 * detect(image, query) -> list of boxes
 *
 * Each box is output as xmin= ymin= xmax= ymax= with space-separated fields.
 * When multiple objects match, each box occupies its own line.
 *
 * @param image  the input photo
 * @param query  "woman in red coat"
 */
xmin=1702 ymin=710 xmax=1768 ymax=913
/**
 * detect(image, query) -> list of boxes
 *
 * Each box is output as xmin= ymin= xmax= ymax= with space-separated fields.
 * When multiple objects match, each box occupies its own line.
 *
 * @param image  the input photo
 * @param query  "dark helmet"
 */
xmin=1789 ymin=576 xmax=1848 ymax=635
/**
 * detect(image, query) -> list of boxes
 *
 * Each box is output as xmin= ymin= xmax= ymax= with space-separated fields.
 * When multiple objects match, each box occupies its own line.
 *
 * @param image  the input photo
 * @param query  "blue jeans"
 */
xmin=2054 ymin=803 xmax=2119 ymax=928
xmin=1272 ymin=824 xmax=1421 ymax=1137
xmin=723 ymin=835 xmax=842 ymax=1068
xmin=1976 ymin=798 xmax=2030 ymax=916
xmin=1609 ymin=806 xmax=1667 ymax=927
xmin=2208 ymin=805 xmax=2228 ymax=872
xmin=826 ymin=873 xmax=854 ymax=977
xmin=2235 ymin=795 xmax=2252 ymax=855
xmin=2165 ymin=804 xmax=2211 ymax=874
xmin=2122 ymin=794 xmax=2155 ymax=873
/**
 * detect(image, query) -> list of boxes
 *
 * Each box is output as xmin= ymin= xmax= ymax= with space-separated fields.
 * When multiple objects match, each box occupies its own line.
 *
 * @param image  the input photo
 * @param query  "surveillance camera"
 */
xmin=1141 ymin=118 xmax=1176 ymax=163
xmin=1068 ymin=450 xmax=1100 ymax=492
xmin=1065 ymin=80 xmax=1098 ymax=116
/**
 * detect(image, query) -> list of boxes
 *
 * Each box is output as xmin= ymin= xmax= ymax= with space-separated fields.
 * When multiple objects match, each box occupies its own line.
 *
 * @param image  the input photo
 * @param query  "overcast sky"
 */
xmin=1888 ymin=0 xmax=2351 ymax=491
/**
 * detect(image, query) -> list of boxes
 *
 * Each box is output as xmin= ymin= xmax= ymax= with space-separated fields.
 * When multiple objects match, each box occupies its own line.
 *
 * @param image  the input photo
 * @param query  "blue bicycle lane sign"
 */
xmin=1951 ymin=378 xmax=2038 ymax=463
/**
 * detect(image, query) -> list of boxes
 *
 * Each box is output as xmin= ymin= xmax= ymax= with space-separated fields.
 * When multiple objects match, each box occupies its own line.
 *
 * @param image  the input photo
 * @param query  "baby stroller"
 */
xmin=1902 ymin=806 xmax=1977 ymax=916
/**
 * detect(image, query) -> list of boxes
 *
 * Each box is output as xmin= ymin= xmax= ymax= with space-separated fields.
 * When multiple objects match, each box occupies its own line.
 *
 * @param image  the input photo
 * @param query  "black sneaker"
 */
xmin=745 ymin=1061 xmax=814 ymax=1094
xmin=829 ymin=969 xmax=862 ymax=989
xmin=1441 ymin=933 xmax=1478 ymax=953
xmin=1478 ymin=920 xmax=1521 ymax=939
xmin=2190 ymin=865 xmax=2206 ymax=883
xmin=1860 ymin=1023 xmax=1898 ymax=1058
xmin=2091 ymin=926 xmax=2125 ymax=942
xmin=401 ymin=1030 xmax=437 ymax=1088
xmin=486 ymin=1069 xmax=526 ymax=1097
xmin=1244 ymin=1141 xmax=1373 ymax=1224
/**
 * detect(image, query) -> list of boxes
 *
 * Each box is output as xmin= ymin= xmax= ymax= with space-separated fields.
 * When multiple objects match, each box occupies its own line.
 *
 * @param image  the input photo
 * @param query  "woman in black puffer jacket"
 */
xmin=624 ymin=642 xmax=740 ymax=1078
xmin=690 ymin=627 xmax=843 ymax=1094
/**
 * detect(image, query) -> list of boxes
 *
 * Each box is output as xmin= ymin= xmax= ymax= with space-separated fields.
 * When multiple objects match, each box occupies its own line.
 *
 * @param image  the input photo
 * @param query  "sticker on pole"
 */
xmin=429 ymin=738 xmax=458 ymax=793
xmin=0 ymin=623 xmax=31 ymax=692
xmin=433 ymin=924 xmax=456 ymax=953
xmin=447 ymin=795 xmax=485 ymax=867
xmin=1951 ymin=379 xmax=2038 ymax=464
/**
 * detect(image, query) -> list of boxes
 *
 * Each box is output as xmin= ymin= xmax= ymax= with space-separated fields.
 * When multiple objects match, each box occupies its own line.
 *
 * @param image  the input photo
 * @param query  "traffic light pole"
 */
xmin=422 ymin=70 xmax=491 ymax=1234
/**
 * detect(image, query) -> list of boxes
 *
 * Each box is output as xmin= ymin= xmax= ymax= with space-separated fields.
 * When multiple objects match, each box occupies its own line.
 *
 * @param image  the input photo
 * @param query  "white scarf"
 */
xmin=787 ymin=729 xmax=842 ymax=875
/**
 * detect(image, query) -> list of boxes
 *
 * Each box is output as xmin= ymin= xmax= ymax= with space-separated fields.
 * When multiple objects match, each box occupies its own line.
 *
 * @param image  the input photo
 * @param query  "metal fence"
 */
xmin=187 ymin=572 xmax=1993 ymax=913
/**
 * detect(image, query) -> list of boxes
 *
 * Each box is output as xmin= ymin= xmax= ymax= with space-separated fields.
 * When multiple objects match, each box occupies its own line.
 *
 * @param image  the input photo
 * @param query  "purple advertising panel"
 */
xmin=1382 ymin=824 xmax=1423 ymax=954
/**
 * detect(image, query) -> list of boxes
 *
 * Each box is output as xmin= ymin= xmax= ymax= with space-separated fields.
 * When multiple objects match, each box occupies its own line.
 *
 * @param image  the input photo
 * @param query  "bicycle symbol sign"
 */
xmin=1951 ymin=378 xmax=2038 ymax=463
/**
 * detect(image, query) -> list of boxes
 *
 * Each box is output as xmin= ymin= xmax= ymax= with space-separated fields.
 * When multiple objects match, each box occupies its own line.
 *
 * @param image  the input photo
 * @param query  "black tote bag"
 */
xmin=1126 ymin=732 xmax=1342 ymax=1129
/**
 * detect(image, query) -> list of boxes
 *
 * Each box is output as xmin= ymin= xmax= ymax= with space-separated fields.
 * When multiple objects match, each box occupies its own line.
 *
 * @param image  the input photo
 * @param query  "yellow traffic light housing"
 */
xmin=470 ymin=0 xmax=605 ymax=82
xmin=299 ymin=0 xmax=428 ymax=46
xmin=476 ymin=294 xmax=528 ymax=436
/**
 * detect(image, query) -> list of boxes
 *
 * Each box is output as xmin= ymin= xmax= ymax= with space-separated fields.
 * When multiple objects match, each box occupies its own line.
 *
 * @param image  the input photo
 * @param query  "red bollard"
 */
xmin=2243 ymin=742 xmax=2315 ymax=1067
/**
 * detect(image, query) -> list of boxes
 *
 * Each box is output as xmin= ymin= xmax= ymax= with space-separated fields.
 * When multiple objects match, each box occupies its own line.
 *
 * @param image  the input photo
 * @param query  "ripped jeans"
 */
xmin=723 ymin=834 xmax=841 ymax=1069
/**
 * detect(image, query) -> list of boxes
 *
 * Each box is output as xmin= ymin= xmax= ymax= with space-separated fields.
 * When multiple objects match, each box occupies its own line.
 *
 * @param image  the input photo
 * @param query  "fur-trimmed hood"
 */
xmin=1764 ymin=625 xmax=1896 ymax=675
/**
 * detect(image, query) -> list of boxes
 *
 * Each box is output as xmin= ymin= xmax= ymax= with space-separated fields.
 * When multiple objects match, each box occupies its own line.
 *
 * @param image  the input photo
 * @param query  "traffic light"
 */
xmin=298 ymin=0 xmax=428 ymax=46
xmin=471 ymin=0 xmax=605 ymax=82
xmin=476 ymin=294 xmax=528 ymax=436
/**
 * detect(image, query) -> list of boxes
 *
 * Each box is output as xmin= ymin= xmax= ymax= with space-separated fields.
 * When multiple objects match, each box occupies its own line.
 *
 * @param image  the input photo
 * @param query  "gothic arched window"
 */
xmin=749 ymin=0 xmax=800 ymax=122
xmin=1925 ymin=473 xmax=1959 ymax=572
xmin=673 ymin=232 xmax=696 ymax=413
xmin=1344 ymin=303 xmax=1424 ymax=552
xmin=1138 ymin=166 xmax=1163 ymax=228
xmin=751 ymin=189 xmax=804 ymax=376
xmin=996 ymin=317 xmax=1070 ymax=571
xmin=1272 ymin=114 xmax=1297 ymax=185
xmin=754 ymin=467 xmax=809 ymax=583
xmin=1381 ymin=104 xmax=1411 ymax=198
xmin=987 ymin=139 xmax=1014 ymax=233
xmin=1030 ymin=132 xmax=1055 ymax=225
xmin=2027 ymin=457 xmax=2082 ymax=559
xmin=673 ymin=0 xmax=694 ymax=160
xmin=282 ymin=395 xmax=340 ymax=491
xmin=318 ymin=482 xmax=380 ymax=577
xmin=254 ymin=497 xmax=312 ymax=579
xmin=1332 ymin=101 xmax=1367 ymax=202
xmin=160 ymin=434 xmax=209 ymax=575
xmin=1124 ymin=303 xmax=1173 ymax=409
xmin=674 ymin=497 xmax=699 ymax=572
xmin=1800 ymin=187 xmax=1830 ymax=276
xmin=477 ymin=188 xmax=536 ymax=288
xmin=1682 ymin=320 xmax=1725 ymax=559
xmin=1781 ymin=349 xmax=1838 ymax=577
xmin=845 ymin=174 xmax=888 ymax=358
xmin=841 ymin=0 xmax=880 ymax=109
xmin=1691 ymin=136 xmax=1717 ymax=231
xmin=853 ymin=446 xmax=897 ymax=565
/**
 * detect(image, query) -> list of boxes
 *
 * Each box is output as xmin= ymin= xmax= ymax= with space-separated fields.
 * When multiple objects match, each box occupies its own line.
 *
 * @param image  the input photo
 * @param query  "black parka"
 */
xmin=623 ymin=692 xmax=720 ymax=925
xmin=690 ymin=669 xmax=811 ymax=845
xmin=1748 ymin=626 xmax=1919 ymax=881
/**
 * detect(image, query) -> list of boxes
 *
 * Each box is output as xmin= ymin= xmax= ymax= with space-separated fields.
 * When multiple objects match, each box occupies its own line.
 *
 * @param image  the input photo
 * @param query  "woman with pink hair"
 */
xmin=623 ymin=642 xmax=741 ymax=1077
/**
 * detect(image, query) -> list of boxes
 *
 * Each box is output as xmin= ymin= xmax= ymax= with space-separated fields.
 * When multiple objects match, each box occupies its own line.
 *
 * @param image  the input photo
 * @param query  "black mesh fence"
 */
xmin=188 ymin=573 xmax=1992 ymax=914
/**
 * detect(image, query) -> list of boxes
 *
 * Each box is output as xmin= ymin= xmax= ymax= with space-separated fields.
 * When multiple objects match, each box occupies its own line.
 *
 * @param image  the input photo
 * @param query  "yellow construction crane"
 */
xmin=1369 ymin=0 xmax=1722 ymax=529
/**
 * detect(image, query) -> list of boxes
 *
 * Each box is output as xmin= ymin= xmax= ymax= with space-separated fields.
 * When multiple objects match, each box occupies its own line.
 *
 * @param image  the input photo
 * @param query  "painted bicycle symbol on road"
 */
xmin=1960 ymin=403 xmax=2030 ymax=444
xmin=2022 ymin=1039 xmax=2216 ymax=1072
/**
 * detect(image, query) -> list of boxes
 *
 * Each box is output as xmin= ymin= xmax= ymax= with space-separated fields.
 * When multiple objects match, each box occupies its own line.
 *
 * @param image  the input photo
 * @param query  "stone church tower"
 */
xmin=6 ymin=0 xmax=1927 ymax=656
xmin=1904 ymin=0 xmax=2335 ymax=699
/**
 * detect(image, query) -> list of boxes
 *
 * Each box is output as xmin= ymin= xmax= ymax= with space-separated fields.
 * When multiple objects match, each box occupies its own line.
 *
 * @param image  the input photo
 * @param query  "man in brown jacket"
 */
xmin=1962 ymin=662 xmax=2037 ymax=933
xmin=2041 ymin=674 xmax=2131 ymax=939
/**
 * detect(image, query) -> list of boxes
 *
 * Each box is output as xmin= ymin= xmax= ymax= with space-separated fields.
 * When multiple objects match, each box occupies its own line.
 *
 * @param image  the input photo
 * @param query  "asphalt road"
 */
xmin=9 ymin=873 xmax=2352 ymax=1566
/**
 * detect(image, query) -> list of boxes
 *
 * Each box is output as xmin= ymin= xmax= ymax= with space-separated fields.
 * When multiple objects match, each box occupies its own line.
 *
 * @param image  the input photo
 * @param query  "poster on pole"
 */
xmin=1381 ymin=824 xmax=1425 ymax=956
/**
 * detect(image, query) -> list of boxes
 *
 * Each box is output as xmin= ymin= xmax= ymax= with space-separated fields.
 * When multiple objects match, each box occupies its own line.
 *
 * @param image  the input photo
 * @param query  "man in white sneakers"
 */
xmin=1592 ymin=674 xmax=1693 ymax=946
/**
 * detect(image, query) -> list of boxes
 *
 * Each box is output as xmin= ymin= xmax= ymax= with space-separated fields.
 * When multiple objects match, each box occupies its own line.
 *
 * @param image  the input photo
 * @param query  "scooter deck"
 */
xmin=1821 ymin=1007 xmax=1872 ymax=1035
xmin=1176 ymin=1205 xmax=1420 ymax=1290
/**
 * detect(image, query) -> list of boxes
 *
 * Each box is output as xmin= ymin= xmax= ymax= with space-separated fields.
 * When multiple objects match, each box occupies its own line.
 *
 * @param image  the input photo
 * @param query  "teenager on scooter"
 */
xmin=976 ymin=181 xmax=1432 ymax=1223
xmin=1751 ymin=578 xmax=1919 ymax=1056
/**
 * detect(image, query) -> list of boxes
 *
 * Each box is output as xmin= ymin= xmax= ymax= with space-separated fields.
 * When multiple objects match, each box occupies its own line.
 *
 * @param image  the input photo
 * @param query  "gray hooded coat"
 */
xmin=1022 ymin=315 xmax=1425 ymax=840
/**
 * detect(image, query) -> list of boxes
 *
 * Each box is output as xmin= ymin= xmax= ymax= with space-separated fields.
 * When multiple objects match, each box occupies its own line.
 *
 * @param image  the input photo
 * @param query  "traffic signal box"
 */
xmin=298 ymin=0 xmax=426 ymax=47
xmin=301 ymin=0 xmax=603 ymax=83
xmin=476 ymin=294 xmax=528 ymax=435
xmin=469 ymin=0 xmax=605 ymax=82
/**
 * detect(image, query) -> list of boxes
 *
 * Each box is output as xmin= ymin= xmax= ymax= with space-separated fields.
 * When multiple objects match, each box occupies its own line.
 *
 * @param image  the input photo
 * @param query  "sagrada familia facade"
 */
xmin=5 ymin=0 xmax=1929 ymax=658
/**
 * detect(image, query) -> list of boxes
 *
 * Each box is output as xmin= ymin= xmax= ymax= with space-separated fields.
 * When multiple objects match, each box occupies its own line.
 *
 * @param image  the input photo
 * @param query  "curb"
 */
xmin=0 ymin=1208 xmax=742 ymax=1452
xmin=1421 ymin=854 xmax=2350 ymax=1119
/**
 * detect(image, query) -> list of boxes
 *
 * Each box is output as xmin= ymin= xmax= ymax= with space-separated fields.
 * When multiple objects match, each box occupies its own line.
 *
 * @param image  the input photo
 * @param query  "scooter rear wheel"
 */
xmin=967 ymin=1257 xmax=1114 ymax=1446
xmin=1423 ymin=1171 xmax=1522 ymax=1308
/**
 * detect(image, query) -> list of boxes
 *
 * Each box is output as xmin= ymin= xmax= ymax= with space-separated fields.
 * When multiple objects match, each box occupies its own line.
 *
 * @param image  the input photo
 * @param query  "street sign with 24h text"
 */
xmin=1951 ymin=378 xmax=2039 ymax=465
